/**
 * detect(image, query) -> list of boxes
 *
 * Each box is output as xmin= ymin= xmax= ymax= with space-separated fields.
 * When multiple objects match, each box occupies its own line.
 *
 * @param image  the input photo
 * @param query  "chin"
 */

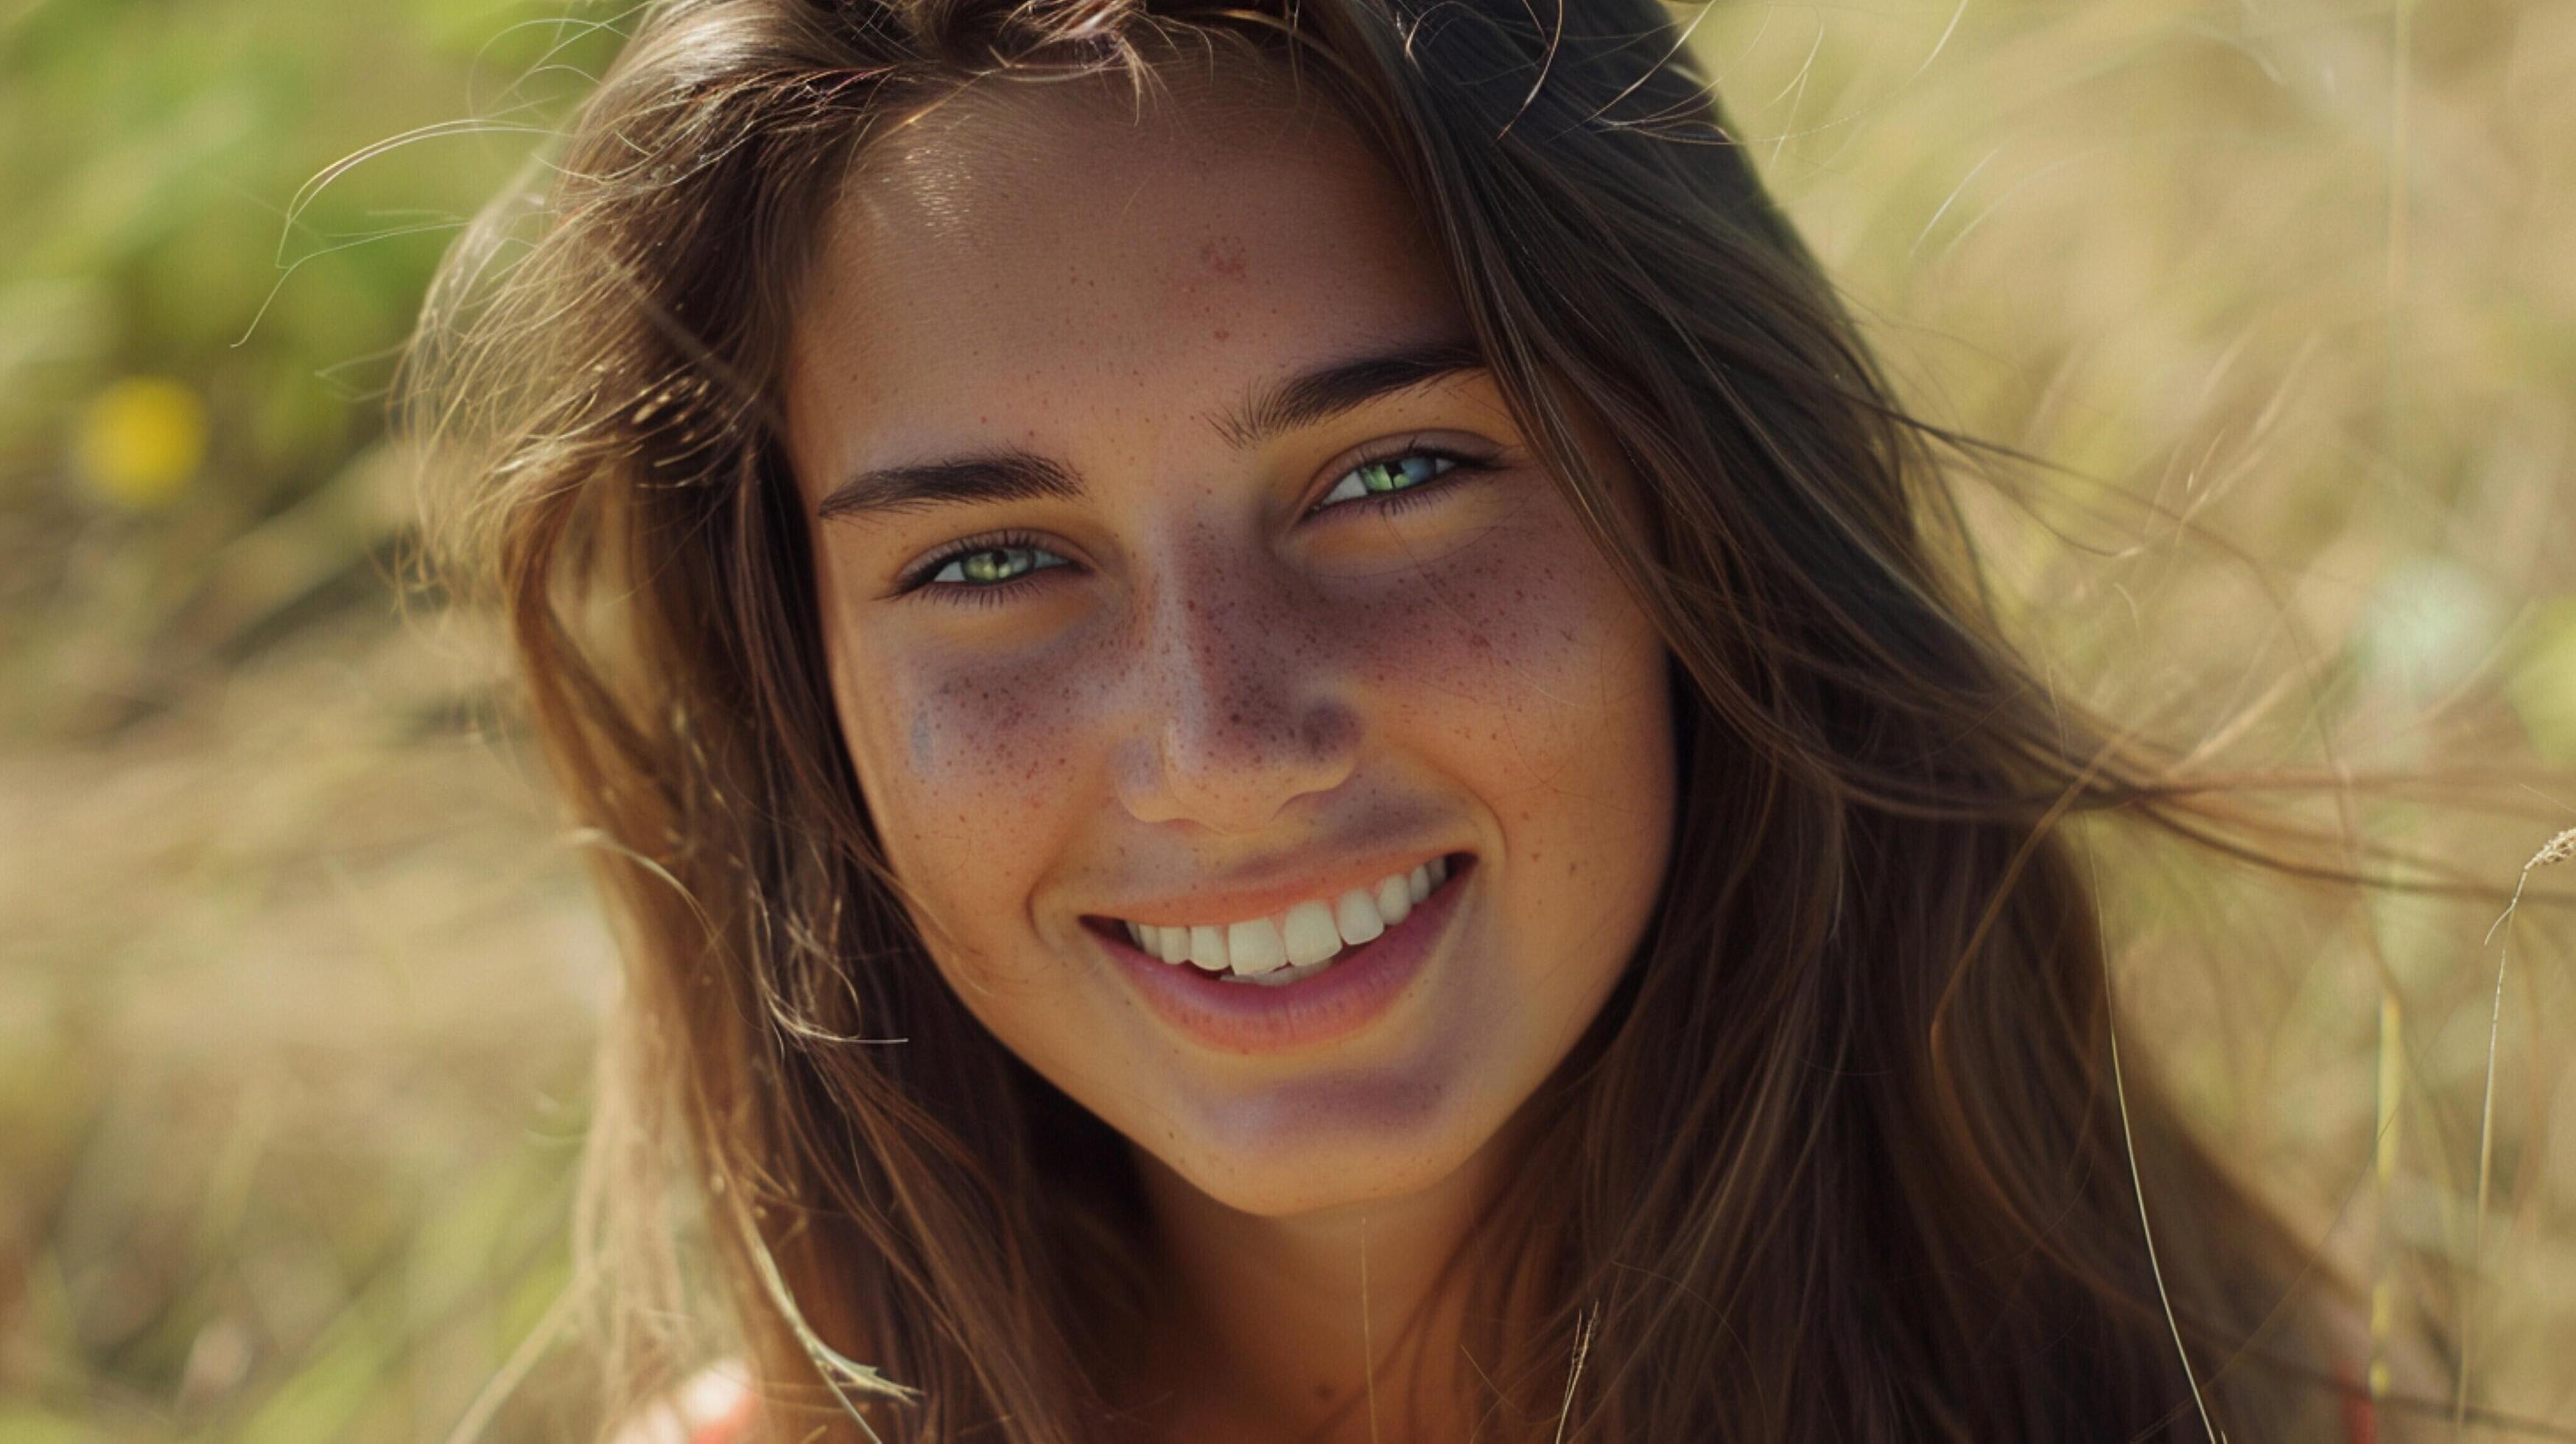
xmin=1144 ymin=1063 xmax=1506 ymax=1219
xmin=1210 ymin=1157 xmax=1465 ymax=1220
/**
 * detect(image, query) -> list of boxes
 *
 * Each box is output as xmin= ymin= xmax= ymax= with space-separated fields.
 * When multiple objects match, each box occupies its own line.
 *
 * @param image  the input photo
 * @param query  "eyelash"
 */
xmin=890 ymin=443 xmax=1495 ymax=606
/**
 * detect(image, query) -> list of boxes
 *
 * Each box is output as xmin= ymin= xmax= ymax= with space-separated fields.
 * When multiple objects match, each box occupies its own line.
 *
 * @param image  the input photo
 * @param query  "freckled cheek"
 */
xmin=1347 ymin=530 xmax=1663 ymax=777
xmin=830 ymin=648 xmax=1098 ymax=962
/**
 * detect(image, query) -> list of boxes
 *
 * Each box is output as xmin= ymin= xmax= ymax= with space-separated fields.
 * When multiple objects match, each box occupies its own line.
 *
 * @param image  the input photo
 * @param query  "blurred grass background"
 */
xmin=1 ymin=0 xmax=2572 ymax=1438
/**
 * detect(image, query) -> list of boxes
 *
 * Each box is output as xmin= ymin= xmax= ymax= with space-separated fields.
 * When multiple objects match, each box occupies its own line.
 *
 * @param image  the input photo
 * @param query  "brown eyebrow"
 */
xmin=813 ymin=337 xmax=1488 ymax=525
xmin=1205 ymin=337 xmax=1488 ymax=450
xmin=814 ymin=449 xmax=1081 ymax=525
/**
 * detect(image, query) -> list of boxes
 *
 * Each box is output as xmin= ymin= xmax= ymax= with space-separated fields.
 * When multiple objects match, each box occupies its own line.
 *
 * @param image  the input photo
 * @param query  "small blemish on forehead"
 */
xmin=1198 ymin=236 xmax=1248 ymax=278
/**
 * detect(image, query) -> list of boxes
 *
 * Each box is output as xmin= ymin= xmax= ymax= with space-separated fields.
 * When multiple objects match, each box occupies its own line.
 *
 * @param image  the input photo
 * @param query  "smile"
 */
xmin=1113 ymin=855 xmax=1453 ymax=986
xmin=1084 ymin=853 xmax=1473 ymax=1054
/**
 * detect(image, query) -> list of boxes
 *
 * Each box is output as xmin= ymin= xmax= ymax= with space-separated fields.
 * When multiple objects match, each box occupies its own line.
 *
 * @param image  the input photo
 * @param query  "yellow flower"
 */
xmin=74 ymin=376 xmax=208 ymax=511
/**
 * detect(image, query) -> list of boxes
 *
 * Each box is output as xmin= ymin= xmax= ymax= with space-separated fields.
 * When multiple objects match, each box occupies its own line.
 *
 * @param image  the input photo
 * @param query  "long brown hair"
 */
xmin=401 ymin=1 xmax=2397 ymax=1437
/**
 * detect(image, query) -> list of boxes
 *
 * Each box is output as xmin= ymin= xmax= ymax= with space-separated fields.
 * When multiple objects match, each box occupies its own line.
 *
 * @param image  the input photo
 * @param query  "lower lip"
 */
xmin=1088 ymin=855 xmax=1472 ymax=1055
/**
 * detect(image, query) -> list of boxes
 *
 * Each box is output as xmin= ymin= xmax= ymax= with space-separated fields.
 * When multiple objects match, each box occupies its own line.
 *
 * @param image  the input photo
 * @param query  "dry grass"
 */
xmin=3 ymin=0 xmax=2574 ymax=1438
xmin=0 ymin=606 xmax=614 ymax=1439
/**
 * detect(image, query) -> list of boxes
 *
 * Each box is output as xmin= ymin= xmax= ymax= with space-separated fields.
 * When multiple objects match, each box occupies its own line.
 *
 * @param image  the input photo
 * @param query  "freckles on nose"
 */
xmin=1157 ymin=588 xmax=1286 ymax=715
xmin=1136 ymin=576 xmax=1361 ymax=777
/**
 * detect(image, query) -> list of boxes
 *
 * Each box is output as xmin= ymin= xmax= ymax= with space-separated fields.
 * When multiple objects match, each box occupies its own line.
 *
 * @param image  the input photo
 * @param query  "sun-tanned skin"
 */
xmin=782 ymin=77 xmax=1676 ymax=1443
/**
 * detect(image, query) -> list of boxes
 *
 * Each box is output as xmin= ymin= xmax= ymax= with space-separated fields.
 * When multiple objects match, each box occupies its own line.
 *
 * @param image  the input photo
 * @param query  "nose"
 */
xmin=1111 ymin=546 xmax=1361 ymax=835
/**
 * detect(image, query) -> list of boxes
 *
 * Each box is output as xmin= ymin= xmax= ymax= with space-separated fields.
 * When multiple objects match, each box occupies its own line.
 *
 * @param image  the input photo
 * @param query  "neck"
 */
xmin=1123 ymin=1115 xmax=1537 ymax=1443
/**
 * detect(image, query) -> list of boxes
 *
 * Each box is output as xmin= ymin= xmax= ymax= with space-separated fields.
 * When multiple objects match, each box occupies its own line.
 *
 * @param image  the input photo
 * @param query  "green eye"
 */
xmin=1322 ymin=452 xmax=1457 ymax=507
xmin=933 ymin=545 xmax=1060 ymax=586
xmin=902 ymin=445 xmax=1483 ymax=606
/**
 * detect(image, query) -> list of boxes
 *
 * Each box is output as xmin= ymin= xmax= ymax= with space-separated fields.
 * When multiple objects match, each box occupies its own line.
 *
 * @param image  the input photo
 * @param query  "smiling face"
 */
xmin=782 ymin=74 xmax=1675 ymax=1219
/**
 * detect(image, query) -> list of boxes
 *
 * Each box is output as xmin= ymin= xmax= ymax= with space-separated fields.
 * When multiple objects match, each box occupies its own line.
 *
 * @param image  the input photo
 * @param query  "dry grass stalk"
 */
xmin=2458 ymin=826 xmax=2576 ymax=1435
xmin=1551 ymin=1302 xmax=1598 ymax=1444
xmin=2108 ymin=980 xmax=2227 ymax=1444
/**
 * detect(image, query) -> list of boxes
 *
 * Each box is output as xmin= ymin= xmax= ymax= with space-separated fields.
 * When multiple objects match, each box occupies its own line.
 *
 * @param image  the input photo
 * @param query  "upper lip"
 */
xmin=1079 ymin=847 xmax=1466 ymax=929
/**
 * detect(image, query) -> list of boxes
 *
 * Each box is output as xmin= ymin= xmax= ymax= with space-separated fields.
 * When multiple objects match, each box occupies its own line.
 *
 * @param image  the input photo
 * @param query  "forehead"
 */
xmin=784 ymin=72 xmax=1467 ymax=489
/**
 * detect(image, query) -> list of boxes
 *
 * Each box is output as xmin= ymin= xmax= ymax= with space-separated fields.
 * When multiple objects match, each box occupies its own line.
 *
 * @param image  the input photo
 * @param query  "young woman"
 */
xmin=404 ymin=1 xmax=2426 ymax=1438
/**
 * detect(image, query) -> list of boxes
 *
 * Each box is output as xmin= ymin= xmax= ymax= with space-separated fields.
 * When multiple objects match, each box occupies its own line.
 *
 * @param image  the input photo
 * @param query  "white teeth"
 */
xmin=1224 ymin=953 xmax=1338 ymax=987
xmin=1117 ymin=858 xmax=1459 ymax=982
xmin=1372 ymin=872 xmax=1412 ymax=926
xmin=1226 ymin=916 xmax=1287 ymax=974
xmin=1282 ymin=900 xmax=1341 ymax=966
xmin=1187 ymin=924 xmax=1228 ymax=972
xmin=1333 ymin=888 xmax=1385 ymax=946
